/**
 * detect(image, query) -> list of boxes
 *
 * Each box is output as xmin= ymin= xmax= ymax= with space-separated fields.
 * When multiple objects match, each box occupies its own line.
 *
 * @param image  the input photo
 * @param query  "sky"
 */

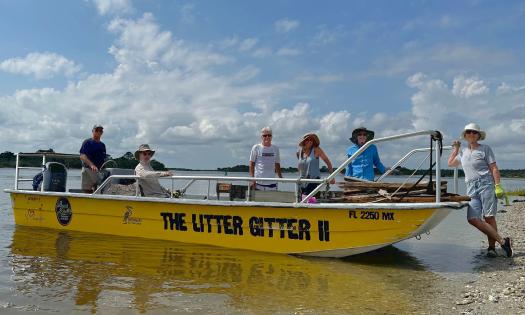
xmin=0 ymin=0 xmax=524 ymax=169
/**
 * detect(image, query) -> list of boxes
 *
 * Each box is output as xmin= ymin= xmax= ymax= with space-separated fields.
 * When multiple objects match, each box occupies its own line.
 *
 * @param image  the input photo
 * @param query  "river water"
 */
xmin=1 ymin=168 xmax=524 ymax=314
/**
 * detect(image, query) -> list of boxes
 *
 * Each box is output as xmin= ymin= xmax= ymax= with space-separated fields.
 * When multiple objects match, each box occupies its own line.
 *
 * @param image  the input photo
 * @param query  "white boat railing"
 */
xmin=300 ymin=130 xmax=445 ymax=203
xmin=11 ymin=129 xmax=461 ymax=204
xmin=14 ymin=152 xmax=80 ymax=192
xmin=94 ymin=174 xmax=325 ymax=202
xmin=376 ymin=145 xmax=459 ymax=194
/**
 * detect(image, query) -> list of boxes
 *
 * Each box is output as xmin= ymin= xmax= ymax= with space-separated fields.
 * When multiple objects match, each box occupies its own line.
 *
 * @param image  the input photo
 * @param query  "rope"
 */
xmin=367 ymin=132 xmax=444 ymax=204
xmin=371 ymin=153 xmax=430 ymax=203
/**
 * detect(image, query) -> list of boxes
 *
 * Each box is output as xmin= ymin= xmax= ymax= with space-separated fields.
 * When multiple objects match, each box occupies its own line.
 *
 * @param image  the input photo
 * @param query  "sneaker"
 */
xmin=487 ymin=247 xmax=498 ymax=258
xmin=501 ymin=237 xmax=513 ymax=258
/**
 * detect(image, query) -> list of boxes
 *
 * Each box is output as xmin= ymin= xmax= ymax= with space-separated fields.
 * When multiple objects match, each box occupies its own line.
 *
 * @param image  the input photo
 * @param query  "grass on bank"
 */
xmin=507 ymin=188 xmax=525 ymax=196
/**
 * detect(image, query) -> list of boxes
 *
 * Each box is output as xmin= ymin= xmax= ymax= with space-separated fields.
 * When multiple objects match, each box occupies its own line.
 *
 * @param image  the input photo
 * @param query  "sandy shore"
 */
xmin=428 ymin=201 xmax=525 ymax=314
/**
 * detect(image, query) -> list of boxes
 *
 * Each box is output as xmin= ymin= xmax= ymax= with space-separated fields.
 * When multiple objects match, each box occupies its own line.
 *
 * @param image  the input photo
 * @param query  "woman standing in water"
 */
xmin=448 ymin=123 xmax=513 ymax=258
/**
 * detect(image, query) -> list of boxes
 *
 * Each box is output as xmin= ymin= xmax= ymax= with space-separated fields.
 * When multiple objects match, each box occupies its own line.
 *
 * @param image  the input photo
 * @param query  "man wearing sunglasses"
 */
xmin=249 ymin=127 xmax=283 ymax=190
xmin=134 ymin=144 xmax=172 ymax=197
xmin=80 ymin=124 xmax=107 ymax=192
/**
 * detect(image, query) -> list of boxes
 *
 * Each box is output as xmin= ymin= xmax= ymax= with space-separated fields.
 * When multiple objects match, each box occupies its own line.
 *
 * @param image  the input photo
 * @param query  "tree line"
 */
xmin=0 ymin=151 xmax=167 ymax=170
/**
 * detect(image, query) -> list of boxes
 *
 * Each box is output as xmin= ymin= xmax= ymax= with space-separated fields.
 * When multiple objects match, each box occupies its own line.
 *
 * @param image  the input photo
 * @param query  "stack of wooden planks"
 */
xmin=329 ymin=178 xmax=470 ymax=203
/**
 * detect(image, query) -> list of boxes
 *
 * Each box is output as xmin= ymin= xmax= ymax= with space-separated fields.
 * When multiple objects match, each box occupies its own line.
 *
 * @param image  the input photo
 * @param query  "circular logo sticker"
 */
xmin=55 ymin=197 xmax=72 ymax=226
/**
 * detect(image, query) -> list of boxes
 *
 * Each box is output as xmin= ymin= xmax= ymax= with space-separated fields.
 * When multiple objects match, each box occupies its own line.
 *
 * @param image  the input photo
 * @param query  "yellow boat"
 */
xmin=5 ymin=130 xmax=468 ymax=258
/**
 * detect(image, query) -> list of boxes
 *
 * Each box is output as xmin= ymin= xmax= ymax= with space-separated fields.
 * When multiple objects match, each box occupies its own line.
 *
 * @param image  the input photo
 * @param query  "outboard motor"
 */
xmin=42 ymin=162 xmax=67 ymax=192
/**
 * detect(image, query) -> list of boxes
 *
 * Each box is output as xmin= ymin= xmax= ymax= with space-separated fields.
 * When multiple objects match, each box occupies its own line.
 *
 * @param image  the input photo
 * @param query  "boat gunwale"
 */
xmin=4 ymin=189 xmax=468 ymax=210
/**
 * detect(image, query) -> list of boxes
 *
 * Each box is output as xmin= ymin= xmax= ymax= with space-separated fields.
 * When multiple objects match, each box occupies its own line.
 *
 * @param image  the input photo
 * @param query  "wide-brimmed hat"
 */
xmin=461 ymin=123 xmax=486 ymax=140
xmin=299 ymin=133 xmax=320 ymax=147
xmin=350 ymin=127 xmax=374 ymax=144
xmin=134 ymin=144 xmax=155 ymax=160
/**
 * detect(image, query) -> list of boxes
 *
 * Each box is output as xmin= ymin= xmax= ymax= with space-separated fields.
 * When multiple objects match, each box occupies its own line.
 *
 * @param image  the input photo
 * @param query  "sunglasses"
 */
xmin=465 ymin=130 xmax=479 ymax=135
xmin=94 ymin=129 xmax=104 ymax=133
xmin=357 ymin=133 xmax=367 ymax=136
xmin=262 ymin=134 xmax=272 ymax=138
xmin=141 ymin=151 xmax=153 ymax=156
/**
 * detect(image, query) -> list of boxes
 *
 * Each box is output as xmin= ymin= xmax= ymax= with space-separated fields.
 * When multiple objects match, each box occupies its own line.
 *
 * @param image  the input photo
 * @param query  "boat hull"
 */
xmin=8 ymin=191 xmax=462 ymax=258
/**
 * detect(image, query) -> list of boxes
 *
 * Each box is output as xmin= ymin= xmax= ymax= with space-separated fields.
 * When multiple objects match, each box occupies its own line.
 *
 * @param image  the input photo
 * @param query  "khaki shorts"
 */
xmin=81 ymin=167 xmax=99 ymax=190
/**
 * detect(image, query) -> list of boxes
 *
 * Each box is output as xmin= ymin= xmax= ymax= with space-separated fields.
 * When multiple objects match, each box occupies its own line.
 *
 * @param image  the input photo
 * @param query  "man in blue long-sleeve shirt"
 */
xmin=345 ymin=127 xmax=386 ymax=181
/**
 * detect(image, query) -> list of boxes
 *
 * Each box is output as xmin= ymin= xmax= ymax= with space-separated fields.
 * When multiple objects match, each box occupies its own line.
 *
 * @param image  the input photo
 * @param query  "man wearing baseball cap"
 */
xmin=79 ymin=124 xmax=107 ymax=192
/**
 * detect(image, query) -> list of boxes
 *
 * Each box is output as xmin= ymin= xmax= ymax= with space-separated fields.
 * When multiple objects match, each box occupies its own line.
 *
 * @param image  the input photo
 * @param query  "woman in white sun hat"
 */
xmin=448 ymin=123 xmax=513 ymax=258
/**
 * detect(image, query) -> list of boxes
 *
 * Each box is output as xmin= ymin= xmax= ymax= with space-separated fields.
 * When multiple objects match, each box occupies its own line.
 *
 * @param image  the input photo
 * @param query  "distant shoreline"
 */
xmin=2 ymin=166 xmax=525 ymax=180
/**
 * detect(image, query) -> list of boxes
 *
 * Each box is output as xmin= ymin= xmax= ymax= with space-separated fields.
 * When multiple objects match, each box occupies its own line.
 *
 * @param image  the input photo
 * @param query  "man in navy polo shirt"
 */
xmin=80 ymin=124 xmax=107 ymax=192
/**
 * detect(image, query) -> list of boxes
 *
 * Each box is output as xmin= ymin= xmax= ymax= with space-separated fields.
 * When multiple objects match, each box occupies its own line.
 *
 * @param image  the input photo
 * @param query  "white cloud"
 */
xmin=180 ymin=4 xmax=195 ymax=23
xmin=438 ymin=15 xmax=459 ymax=29
xmin=107 ymin=13 xmax=231 ymax=71
xmin=217 ymin=36 xmax=239 ymax=49
xmin=311 ymin=25 xmax=345 ymax=46
xmin=298 ymin=73 xmax=344 ymax=83
xmin=0 ymin=52 xmax=81 ymax=79
xmin=276 ymin=47 xmax=301 ymax=56
xmin=251 ymin=47 xmax=273 ymax=58
xmin=215 ymin=36 xmax=258 ymax=53
xmin=239 ymin=38 xmax=258 ymax=51
xmin=92 ymin=0 xmax=133 ymax=16
xmin=402 ymin=15 xmax=460 ymax=31
xmin=370 ymin=44 xmax=514 ymax=77
xmin=274 ymin=19 xmax=299 ymax=33
xmin=406 ymin=74 xmax=525 ymax=168
xmin=452 ymin=76 xmax=489 ymax=98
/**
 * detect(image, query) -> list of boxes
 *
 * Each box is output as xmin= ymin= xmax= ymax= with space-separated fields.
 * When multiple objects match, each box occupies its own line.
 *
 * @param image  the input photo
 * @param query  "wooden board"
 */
xmin=338 ymin=180 xmax=447 ymax=190
xmin=329 ymin=194 xmax=470 ymax=203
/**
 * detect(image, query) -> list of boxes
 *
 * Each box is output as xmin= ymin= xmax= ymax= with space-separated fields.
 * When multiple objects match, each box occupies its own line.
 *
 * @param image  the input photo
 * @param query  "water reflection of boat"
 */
xmin=9 ymin=226 xmax=438 ymax=314
xmin=5 ymin=130 xmax=469 ymax=257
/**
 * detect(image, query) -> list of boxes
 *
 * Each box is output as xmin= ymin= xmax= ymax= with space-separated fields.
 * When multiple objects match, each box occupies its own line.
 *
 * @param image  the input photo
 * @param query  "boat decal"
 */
xmin=123 ymin=206 xmax=142 ymax=225
xmin=55 ymin=197 xmax=72 ymax=226
xmin=348 ymin=210 xmax=395 ymax=221
xmin=160 ymin=212 xmax=327 ymax=242
xmin=25 ymin=208 xmax=44 ymax=222
xmin=318 ymin=220 xmax=330 ymax=242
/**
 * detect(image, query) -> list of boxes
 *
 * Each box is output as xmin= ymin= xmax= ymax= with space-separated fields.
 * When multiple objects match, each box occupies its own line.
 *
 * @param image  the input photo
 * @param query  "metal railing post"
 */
xmin=171 ymin=178 xmax=174 ymax=199
xmin=14 ymin=154 xmax=20 ymax=190
xmin=40 ymin=155 xmax=46 ymax=192
xmin=295 ymin=182 xmax=299 ymax=202
xmin=435 ymin=142 xmax=441 ymax=203
xmin=453 ymin=167 xmax=459 ymax=194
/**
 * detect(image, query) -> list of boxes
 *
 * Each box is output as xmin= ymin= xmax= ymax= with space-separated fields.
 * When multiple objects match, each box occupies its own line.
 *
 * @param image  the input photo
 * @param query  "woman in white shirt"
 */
xmin=448 ymin=123 xmax=512 ymax=257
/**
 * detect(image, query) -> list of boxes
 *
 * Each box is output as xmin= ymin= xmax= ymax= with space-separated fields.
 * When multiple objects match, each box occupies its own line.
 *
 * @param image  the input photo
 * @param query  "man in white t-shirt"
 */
xmin=249 ymin=127 xmax=283 ymax=190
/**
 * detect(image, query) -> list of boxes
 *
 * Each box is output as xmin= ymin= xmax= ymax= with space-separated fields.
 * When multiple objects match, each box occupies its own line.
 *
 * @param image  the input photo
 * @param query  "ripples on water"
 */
xmin=1 ymin=168 xmax=524 ymax=314
xmin=6 ymin=226 xmax=439 ymax=314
